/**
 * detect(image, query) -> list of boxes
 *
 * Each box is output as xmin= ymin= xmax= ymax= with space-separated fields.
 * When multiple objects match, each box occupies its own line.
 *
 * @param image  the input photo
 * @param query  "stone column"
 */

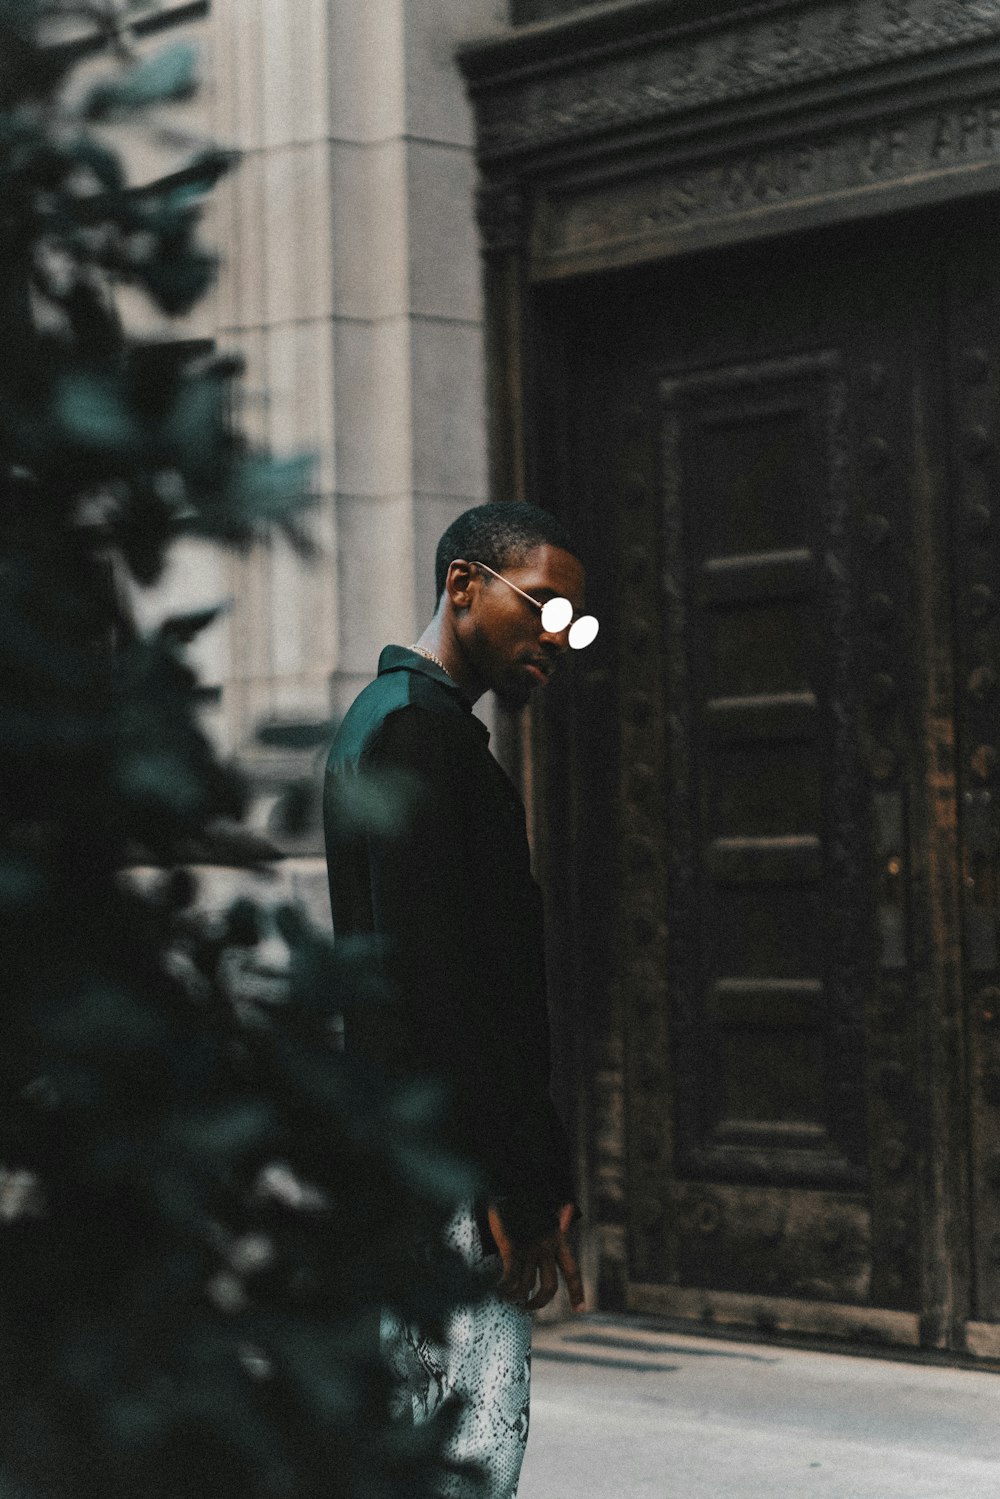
xmin=209 ymin=0 xmax=338 ymax=754
xmin=328 ymin=0 xmax=506 ymax=721
xmin=135 ymin=0 xmax=505 ymax=904
xmin=201 ymin=0 xmax=506 ymax=742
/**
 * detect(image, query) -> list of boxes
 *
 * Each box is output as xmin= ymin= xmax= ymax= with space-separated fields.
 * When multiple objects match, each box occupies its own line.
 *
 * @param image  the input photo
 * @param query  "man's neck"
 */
xmin=412 ymin=624 xmax=485 ymax=705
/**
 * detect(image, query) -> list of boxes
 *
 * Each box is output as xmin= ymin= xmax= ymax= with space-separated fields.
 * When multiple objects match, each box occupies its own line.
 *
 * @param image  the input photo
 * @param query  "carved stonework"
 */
xmin=461 ymin=0 xmax=1000 ymax=276
xmin=531 ymin=90 xmax=1000 ymax=273
xmin=670 ymin=1184 xmax=872 ymax=1304
xmin=850 ymin=318 xmax=928 ymax=1310
xmin=471 ymin=0 xmax=1000 ymax=163
xmin=475 ymin=182 xmax=528 ymax=255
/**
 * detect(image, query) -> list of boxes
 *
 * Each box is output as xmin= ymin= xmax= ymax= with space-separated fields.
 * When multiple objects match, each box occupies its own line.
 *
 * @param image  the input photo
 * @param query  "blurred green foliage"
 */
xmin=0 ymin=4 xmax=475 ymax=1495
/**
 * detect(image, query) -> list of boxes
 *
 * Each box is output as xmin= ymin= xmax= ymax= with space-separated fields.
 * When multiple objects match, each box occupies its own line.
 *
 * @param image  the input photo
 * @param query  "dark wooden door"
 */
xmin=533 ymin=204 xmax=1000 ymax=1351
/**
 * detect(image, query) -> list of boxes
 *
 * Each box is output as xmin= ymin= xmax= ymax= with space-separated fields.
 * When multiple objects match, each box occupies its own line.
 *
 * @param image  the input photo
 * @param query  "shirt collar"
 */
xmin=377 ymin=645 xmax=490 ymax=740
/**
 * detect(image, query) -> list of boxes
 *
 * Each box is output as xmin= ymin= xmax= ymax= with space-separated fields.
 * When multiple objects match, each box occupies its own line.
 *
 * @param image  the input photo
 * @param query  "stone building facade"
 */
xmin=135 ymin=0 xmax=504 ymax=745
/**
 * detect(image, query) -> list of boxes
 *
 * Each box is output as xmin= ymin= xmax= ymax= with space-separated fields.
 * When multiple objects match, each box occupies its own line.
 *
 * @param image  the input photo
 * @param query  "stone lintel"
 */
xmin=531 ymin=76 xmax=1000 ymax=277
xmin=462 ymin=0 xmax=1000 ymax=274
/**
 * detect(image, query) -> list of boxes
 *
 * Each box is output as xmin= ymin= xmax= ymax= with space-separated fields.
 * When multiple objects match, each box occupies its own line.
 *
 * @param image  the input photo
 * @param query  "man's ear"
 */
xmin=446 ymin=558 xmax=476 ymax=610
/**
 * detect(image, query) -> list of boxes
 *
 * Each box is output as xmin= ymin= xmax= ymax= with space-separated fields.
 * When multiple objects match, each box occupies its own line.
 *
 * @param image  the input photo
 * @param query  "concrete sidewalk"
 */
xmin=519 ymin=1316 xmax=999 ymax=1498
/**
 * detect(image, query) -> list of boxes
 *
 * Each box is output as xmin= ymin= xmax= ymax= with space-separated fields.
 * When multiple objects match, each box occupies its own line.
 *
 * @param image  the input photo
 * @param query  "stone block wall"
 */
xmin=138 ymin=0 xmax=505 ymax=774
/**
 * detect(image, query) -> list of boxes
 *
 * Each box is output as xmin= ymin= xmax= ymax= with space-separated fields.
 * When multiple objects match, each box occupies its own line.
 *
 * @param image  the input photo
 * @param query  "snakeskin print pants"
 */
xmin=381 ymin=1207 xmax=532 ymax=1499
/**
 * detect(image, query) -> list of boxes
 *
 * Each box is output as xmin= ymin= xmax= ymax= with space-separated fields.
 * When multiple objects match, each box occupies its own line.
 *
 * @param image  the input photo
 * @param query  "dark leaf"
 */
xmin=175 ymin=145 xmax=238 ymax=195
xmin=56 ymin=373 xmax=139 ymax=451
xmin=226 ymin=898 xmax=259 ymax=947
xmin=142 ymin=238 xmax=217 ymax=318
xmin=83 ymin=44 xmax=198 ymax=120
xmin=159 ymin=606 xmax=226 ymax=646
xmin=267 ymin=781 xmax=316 ymax=838
xmin=71 ymin=134 xmax=126 ymax=193
xmin=256 ymin=720 xmax=333 ymax=751
xmin=116 ymin=750 xmax=206 ymax=815
xmin=181 ymin=823 xmax=279 ymax=867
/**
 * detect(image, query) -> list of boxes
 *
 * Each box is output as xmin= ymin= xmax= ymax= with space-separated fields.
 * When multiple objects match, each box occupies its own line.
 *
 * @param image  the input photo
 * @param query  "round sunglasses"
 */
xmin=467 ymin=560 xmax=599 ymax=650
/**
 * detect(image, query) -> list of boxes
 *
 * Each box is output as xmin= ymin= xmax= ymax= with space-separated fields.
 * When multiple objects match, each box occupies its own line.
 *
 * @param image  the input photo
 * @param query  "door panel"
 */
xmin=662 ymin=350 xmax=866 ymax=1199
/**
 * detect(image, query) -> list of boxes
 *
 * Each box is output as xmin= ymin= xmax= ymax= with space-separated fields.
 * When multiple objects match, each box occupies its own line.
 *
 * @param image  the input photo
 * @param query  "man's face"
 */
xmin=457 ymin=543 xmax=588 ymax=711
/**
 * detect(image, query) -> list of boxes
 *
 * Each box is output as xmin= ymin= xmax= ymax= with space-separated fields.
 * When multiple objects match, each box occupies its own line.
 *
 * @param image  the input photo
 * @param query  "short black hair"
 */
xmin=435 ymin=502 xmax=578 ymax=603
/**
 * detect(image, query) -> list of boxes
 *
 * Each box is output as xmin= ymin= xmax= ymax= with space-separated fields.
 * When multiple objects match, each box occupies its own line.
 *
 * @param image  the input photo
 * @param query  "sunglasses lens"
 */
xmin=568 ymin=615 xmax=599 ymax=650
xmin=540 ymin=597 xmax=573 ymax=633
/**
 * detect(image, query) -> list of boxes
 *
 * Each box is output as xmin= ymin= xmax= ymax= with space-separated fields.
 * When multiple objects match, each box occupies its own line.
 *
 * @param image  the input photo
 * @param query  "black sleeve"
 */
xmin=357 ymin=704 xmax=574 ymax=1243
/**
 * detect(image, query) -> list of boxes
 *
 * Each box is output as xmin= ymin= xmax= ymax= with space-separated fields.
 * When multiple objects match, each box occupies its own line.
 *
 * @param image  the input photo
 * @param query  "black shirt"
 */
xmin=323 ymin=645 xmax=575 ymax=1243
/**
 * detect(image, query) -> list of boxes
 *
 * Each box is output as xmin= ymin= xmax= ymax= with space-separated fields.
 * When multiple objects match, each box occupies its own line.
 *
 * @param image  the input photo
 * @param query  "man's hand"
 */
xmin=487 ymin=1202 xmax=585 ymax=1313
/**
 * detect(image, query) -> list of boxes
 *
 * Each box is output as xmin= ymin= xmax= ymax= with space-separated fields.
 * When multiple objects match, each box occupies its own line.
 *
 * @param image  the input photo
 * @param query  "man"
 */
xmin=323 ymin=503 xmax=597 ymax=1498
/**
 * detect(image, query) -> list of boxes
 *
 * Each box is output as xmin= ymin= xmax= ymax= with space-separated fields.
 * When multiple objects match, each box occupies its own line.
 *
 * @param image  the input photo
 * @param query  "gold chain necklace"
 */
xmin=408 ymin=643 xmax=452 ymax=678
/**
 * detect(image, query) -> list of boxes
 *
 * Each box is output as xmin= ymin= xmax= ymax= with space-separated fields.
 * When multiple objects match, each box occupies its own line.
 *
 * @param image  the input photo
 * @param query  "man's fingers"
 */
xmin=487 ymin=1207 xmax=584 ymax=1310
xmin=557 ymin=1237 xmax=585 ymax=1312
xmin=487 ymin=1206 xmax=514 ymax=1266
xmin=511 ymin=1255 xmax=539 ymax=1307
xmin=488 ymin=1206 xmax=522 ymax=1297
xmin=555 ymin=1204 xmax=585 ymax=1311
xmin=496 ymin=1259 xmax=517 ymax=1294
xmin=497 ymin=1253 xmax=522 ymax=1296
xmin=526 ymin=1251 xmax=559 ymax=1311
xmin=494 ymin=1246 xmax=535 ymax=1305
